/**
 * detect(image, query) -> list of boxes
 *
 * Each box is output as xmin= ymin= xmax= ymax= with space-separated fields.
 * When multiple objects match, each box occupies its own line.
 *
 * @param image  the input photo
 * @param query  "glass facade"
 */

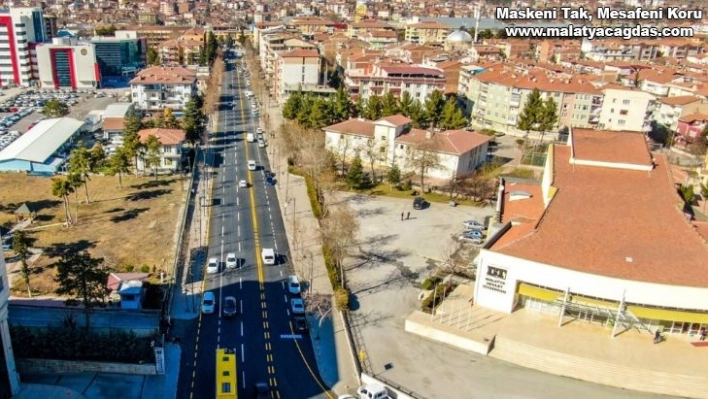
xmin=93 ymin=40 xmax=145 ymax=77
xmin=54 ymin=50 xmax=72 ymax=87
xmin=31 ymin=10 xmax=44 ymax=42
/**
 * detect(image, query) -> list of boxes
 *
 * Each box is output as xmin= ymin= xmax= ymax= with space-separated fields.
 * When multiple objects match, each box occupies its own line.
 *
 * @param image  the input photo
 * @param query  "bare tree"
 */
xmin=408 ymin=136 xmax=443 ymax=191
xmin=306 ymin=293 xmax=333 ymax=333
xmin=362 ymin=139 xmax=384 ymax=183
xmin=337 ymin=136 xmax=352 ymax=175
xmin=458 ymin=171 xmax=496 ymax=204
xmin=320 ymin=203 xmax=360 ymax=287
xmin=203 ymin=52 xmax=225 ymax=127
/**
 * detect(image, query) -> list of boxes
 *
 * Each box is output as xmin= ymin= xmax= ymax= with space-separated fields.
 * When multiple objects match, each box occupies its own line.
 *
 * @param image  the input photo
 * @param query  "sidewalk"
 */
xmin=261 ymin=106 xmax=360 ymax=396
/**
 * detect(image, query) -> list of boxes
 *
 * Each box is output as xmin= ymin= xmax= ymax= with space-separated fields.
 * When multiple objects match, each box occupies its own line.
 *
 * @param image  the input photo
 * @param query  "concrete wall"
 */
xmin=404 ymin=310 xmax=494 ymax=355
xmin=17 ymin=358 xmax=157 ymax=375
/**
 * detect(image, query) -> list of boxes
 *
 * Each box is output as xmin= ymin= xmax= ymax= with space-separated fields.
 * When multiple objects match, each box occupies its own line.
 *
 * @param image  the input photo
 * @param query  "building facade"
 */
xmin=0 ymin=7 xmax=47 ymax=87
xmin=404 ymin=21 xmax=451 ymax=45
xmin=91 ymin=31 xmax=147 ymax=78
xmin=0 ymin=253 xmax=21 ymax=398
xmin=137 ymin=127 xmax=186 ymax=172
xmin=35 ymin=37 xmax=99 ymax=89
xmin=274 ymin=49 xmax=322 ymax=104
xmin=598 ymin=86 xmax=656 ymax=132
xmin=345 ymin=63 xmax=446 ymax=101
xmin=130 ymin=66 xmax=197 ymax=111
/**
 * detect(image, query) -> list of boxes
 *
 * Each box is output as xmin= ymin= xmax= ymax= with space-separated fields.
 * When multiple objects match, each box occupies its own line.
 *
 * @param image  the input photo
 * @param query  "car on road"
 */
xmin=256 ymin=127 xmax=263 ymax=134
xmin=201 ymin=292 xmax=216 ymax=314
xmin=293 ymin=316 xmax=308 ymax=333
xmin=258 ymin=139 xmax=265 ymax=148
xmin=463 ymin=220 xmax=485 ymax=230
xmin=413 ymin=196 xmax=427 ymax=210
xmin=265 ymin=176 xmax=275 ymax=185
xmin=290 ymin=298 xmax=305 ymax=314
xmin=226 ymin=252 xmax=238 ymax=269
xmin=239 ymin=179 xmax=248 ymax=188
xmin=288 ymin=275 xmax=301 ymax=295
xmin=248 ymin=160 xmax=257 ymax=170
xmin=206 ymin=257 xmax=219 ymax=274
xmin=255 ymin=382 xmax=269 ymax=399
xmin=223 ymin=296 xmax=238 ymax=317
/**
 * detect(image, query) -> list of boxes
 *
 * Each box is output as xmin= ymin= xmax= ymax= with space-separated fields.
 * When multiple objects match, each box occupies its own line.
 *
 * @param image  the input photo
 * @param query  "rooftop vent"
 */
xmin=509 ymin=191 xmax=532 ymax=201
xmin=625 ymin=257 xmax=633 ymax=263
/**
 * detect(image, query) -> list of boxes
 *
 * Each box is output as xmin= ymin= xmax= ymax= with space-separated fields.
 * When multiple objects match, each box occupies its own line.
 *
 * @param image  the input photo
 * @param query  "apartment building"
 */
xmin=653 ymin=95 xmax=708 ymax=135
xmin=345 ymin=61 xmax=446 ymax=101
xmin=0 ymin=253 xmax=20 ymax=398
xmin=259 ymin=34 xmax=316 ymax=79
xmin=461 ymin=66 xmax=603 ymax=136
xmin=158 ymin=38 xmax=202 ymax=66
xmin=273 ymin=49 xmax=325 ymax=104
xmin=130 ymin=66 xmax=197 ymax=111
xmin=0 ymin=7 xmax=47 ymax=87
xmin=598 ymin=85 xmax=656 ymax=132
xmin=347 ymin=21 xmax=396 ymax=39
xmin=404 ymin=21 xmax=451 ymax=45
xmin=289 ymin=17 xmax=336 ymax=34
xmin=35 ymin=37 xmax=99 ymax=89
xmin=91 ymin=31 xmax=147 ymax=78
xmin=675 ymin=114 xmax=708 ymax=144
xmin=134 ymin=26 xmax=185 ymax=48
xmin=358 ymin=30 xmax=398 ymax=50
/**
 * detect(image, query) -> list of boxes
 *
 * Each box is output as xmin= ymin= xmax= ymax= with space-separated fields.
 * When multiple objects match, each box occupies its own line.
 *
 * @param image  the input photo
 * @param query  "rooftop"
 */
xmin=0 ymin=118 xmax=84 ymax=163
xmin=130 ymin=66 xmax=196 ymax=85
xmin=138 ymin=128 xmax=186 ymax=145
xmin=570 ymin=128 xmax=652 ymax=167
xmin=103 ymin=103 xmax=133 ymax=118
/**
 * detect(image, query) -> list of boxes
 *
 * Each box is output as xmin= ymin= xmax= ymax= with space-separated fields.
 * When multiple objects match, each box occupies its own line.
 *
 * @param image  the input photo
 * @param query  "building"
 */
xmin=91 ymin=31 xmax=147 ymax=79
xmin=130 ymin=66 xmax=197 ymax=111
xmin=0 ymin=7 xmax=47 ymax=87
xmin=0 ymin=117 xmax=84 ymax=173
xmin=101 ymin=102 xmax=136 ymax=139
xmin=136 ymin=127 xmax=187 ymax=172
xmin=35 ymin=37 xmax=99 ymax=89
xmin=474 ymin=128 xmax=708 ymax=338
xmin=107 ymin=273 xmax=149 ymax=310
xmin=675 ymin=114 xmax=708 ymax=144
xmin=405 ymin=21 xmax=451 ymax=45
xmin=323 ymin=115 xmax=491 ymax=183
xmin=652 ymin=96 xmax=708 ymax=134
xmin=273 ymin=49 xmax=322 ymax=104
xmin=598 ymin=85 xmax=656 ymax=132
xmin=346 ymin=63 xmax=446 ymax=101
xmin=0 ymin=252 xmax=20 ymax=398
xmin=347 ymin=21 xmax=396 ymax=39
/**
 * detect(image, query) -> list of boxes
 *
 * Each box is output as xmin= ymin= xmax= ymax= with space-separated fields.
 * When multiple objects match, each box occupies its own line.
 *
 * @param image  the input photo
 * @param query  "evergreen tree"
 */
xmin=163 ymin=108 xmax=181 ymax=129
xmin=183 ymin=96 xmax=206 ymax=144
xmin=354 ymin=96 xmax=365 ymax=117
xmin=408 ymin=100 xmax=429 ymax=128
xmin=346 ymin=154 xmax=365 ymax=189
xmin=386 ymin=163 xmax=401 ymax=189
xmin=144 ymin=135 xmax=162 ymax=179
xmin=364 ymin=94 xmax=383 ymax=120
xmin=283 ymin=89 xmax=304 ymax=120
xmin=331 ymin=87 xmax=352 ymax=122
xmin=537 ymin=96 xmax=559 ymax=140
xmin=68 ymin=142 xmax=94 ymax=203
xmin=295 ymin=94 xmax=315 ymax=127
xmin=516 ymin=88 xmax=543 ymax=135
xmin=53 ymin=251 xmax=111 ymax=330
xmin=439 ymin=99 xmax=468 ymax=130
xmin=146 ymin=47 xmax=160 ymax=65
xmin=107 ymin=148 xmax=131 ymax=188
xmin=225 ymin=34 xmax=235 ymax=49
xmin=12 ymin=230 xmax=34 ymax=297
xmin=424 ymin=90 xmax=446 ymax=129
xmin=122 ymin=110 xmax=143 ymax=175
xmin=308 ymin=97 xmax=333 ymax=129
xmin=399 ymin=91 xmax=414 ymax=116
xmin=381 ymin=92 xmax=400 ymax=117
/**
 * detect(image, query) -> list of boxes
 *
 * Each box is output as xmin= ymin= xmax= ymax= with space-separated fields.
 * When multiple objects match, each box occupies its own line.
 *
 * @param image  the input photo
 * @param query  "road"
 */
xmin=177 ymin=54 xmax=330 ymax=399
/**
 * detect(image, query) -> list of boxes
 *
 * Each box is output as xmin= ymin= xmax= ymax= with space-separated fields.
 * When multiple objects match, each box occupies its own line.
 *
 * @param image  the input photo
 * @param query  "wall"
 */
xmin=599 ymin=89 xmax=655 ymax=132
xmin=35 ymin=43 xmax=98 ymax=89
xmin=0 ymin=252 xmax=21 ymax=396
xmin=474 ymin=248 xmax=708 ymax=313
xmin=17 ymin=358 xmax=157 ymax=375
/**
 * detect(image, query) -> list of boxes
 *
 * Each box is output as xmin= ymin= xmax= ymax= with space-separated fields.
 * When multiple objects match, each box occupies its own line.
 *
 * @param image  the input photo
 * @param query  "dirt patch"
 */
xmin=0 ymin=173 xmax=187 ymax=297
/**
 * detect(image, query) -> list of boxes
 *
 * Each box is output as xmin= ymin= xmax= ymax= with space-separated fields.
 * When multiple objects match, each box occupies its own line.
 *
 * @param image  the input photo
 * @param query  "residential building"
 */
xmin=158 ymin=38 xmax=202 ymax=66
xmin=0 ymin=252 xmax=20 ymax=397
xmin=598 ymin=85 xmax=656 ymax=132
xmin=358 ymin=30 xmax=398 ymax=50
xmin=0 ymin=7 xmax=47 ymax=87
xmin=675 ymin=114 xmax=708 ymax=144
xmin=273 ymin=49 xmax=324 ymax=104
xmin=137 ymin=127 xmax=187 ymax=172
xmin=404 ymin=21 xmax=451 ymax=45
xmin=260 ymin=34 xmax=316 ymax=80
xmin=289 ymin=17 xmax=336 ymax=34
xmin=107 ymin=273 xmax=149 ymax=310
xmin=35 ymin=37 xmax=99 ymax=89
xmin=345 ymin=62 xmax=445 ymax=101
xmin=474 ymin=128 xmax=708 ymax=339
xmin=91 ymin=31 xmax=147 ymax=79
xmin=653 ymin=96 xmax=708 ymax=133
xmin=100 ymin=102 xmax=136 ymax=139
xmin=130 ymin=66 xmax=197 ymax=111
xmin=323 ymin=115 xmax=491 ymax=184
xmin=347 ymin=21 xmax=396 ymax=39
xmin=134 ymin=26 xmax=185 ymax=48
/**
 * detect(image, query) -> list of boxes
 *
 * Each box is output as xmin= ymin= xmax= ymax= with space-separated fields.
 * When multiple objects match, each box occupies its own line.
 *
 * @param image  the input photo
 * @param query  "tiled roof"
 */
xmin=324 ymin=118 xmax=376 ymax=137
xmin=130 ymin=66 xmax=196 ymax=85
xmin=409 ymin=21 xmax=451 ymax=29
xmin=138 ymin=128 xmax=186 ymax=145
xmin=102 ymin=117 xmax=125 ymax=131
xmin=493 ymin=144 xmax=708 ymax=287
xmin=395 ymin=129 xmax=491 ymax=155
xmin=659 ymin=95 xmax=701 ymax=106
xmin=279 ymin=49 xmax=320 ymax=58
xmin=379 ymin=114 xmax=410 ymax=126
xmin=571 ymin=128 xmax=652 ymax=166
xmin=678 ymin=113 xmax=708 ymax=123
xmin=474 ymin=66 xmax=601 ymax=94
xmin=381 ymin=66 xmax=444 ymax=77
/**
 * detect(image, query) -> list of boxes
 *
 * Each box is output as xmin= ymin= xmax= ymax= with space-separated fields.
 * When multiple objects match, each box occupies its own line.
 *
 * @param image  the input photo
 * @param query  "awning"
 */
xmin=517 ymin=283 xmax=563 ymax=301
xmin=573 ymin=295 xmax=619 ymax=309
xmin=627 ymin=306 xmax=708 ymax=324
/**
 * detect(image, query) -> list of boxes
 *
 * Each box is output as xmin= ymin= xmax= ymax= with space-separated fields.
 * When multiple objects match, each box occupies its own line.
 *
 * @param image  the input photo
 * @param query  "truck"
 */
xmin=246 ymin=133 xmax=255 ymax=142
xmin=356 ymin=384 xmax=391 ymax=399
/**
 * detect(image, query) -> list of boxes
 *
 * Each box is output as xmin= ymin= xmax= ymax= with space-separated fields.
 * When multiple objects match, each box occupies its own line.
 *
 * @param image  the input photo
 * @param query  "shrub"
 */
xmin=421 ymin=282 xmax=453 ymax=312
xmin=125 ymin=264 xmax=135 ymax=272
xmin=421 ymin=276 xmax=441 ymax=290
xmin=334 ymin=287 xmax=349 ymax=310
xmin=402 ymin=180 xmax=412 ymax=191
xmin=140 ymin=264 xmax=151 ymax=273
xmin=322 ymin=244 xmax=341 ymax=288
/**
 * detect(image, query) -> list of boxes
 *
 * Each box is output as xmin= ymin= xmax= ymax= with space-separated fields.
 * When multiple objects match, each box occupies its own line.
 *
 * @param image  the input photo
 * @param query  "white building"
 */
xmin=598 ymin=85 xmax=656 ymax=132
xmin=0 ymin=7 xmax=47 ymax=87
xmin=324 ymin=115 xmax=491 ymax=183
xmin=273 ymin=49 xmax=323 ymax=104
xmin=35 ymin=37 xmax=99 ymax=89
xmin=137 ymin=128 xmax=187 ymax=173
xmin=474 ymin=128 xmax=708 ymax=337
xmin=0 ymin=253 xmax=21 ymax=397
xmin=130 ymin=66 xmax=197 ymax=111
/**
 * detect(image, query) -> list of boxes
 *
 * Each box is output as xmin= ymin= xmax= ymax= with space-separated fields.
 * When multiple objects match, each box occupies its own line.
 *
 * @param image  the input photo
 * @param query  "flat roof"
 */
xmin=103 ymin=103 xmax=133 ymax=118
xmin=492 ymin=144 xmax=708 ymax=287
xmin=0 ymin=118 xmax=84 ymax=163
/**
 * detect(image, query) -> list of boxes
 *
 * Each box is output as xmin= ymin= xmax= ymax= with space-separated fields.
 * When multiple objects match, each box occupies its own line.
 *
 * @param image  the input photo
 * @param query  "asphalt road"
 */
xmin=177 ymin=55 xmax=329 ymax=399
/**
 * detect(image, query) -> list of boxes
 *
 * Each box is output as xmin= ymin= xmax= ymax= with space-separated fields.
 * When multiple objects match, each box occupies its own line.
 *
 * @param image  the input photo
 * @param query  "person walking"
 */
xmin=700 ymin=327 xmax=706 ymax=341
xmin=406 ymin=211 xmax=410 ymax=220
xmin=401 ymin=212 xmax=404 ymax=221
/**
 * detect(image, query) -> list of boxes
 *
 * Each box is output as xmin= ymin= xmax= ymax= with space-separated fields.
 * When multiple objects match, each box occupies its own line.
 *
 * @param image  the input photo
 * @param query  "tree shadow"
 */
xmin=44 ymin=239 xmax=97 ymax=257
xmin=127 ymin=189 xmax=173 ymax=201
xmin=357 ymin=233 xmax=398 ymax=247
xmin=33 ymin=214 xmax=55 ymax=222
xmin=105 ymin=207 xmax=125 ymax=214
xmin=130 ymin=179 xmax=173 ymax=189
xmin=26 ymin=199 xmax=62 ymax=212
xmin=110 ymin=208 xmax=150 ymax=223
xmin=355 ymin=207 xmax=385 ymax=219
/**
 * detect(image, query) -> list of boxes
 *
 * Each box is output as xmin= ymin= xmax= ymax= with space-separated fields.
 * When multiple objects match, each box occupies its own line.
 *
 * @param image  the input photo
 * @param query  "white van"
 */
xmin=248 ymin=160 xmax=257 ymax=171
xmin=246 ymin=133 xmax=255 ymax=142
xmin=261 ymin=248 xmax=275 ymax=265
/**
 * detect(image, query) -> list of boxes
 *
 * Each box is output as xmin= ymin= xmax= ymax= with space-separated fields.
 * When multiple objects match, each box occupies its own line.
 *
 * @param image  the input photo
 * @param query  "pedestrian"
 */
xmin=401 ymin=212 xmax=404 ymax=221
xmin=654 ymin=330 xmax=662 ymax=344
xmin=406 ymin=211 xmax=410 ymax=220
xmin=700 ymin=327 xmax=706 ymax=341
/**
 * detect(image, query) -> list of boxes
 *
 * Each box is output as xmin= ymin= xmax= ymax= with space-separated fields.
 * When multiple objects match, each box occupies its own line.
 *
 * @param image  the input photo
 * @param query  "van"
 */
xmin=246 ymin=133 xmax=255 ymax=142
xmin=248 ymin=160 xmax=257 ymax=171
xmin=261 ymin=248 xmax=275 ymax=265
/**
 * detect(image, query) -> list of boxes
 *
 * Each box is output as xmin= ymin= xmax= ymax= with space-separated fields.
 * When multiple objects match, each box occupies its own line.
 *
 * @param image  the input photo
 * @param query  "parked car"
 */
xmin=201 ymin=292 xmax=216 ymax=314
xmin=463 ymin=220 xmax=485 ymax=230
xmin=223 ymin=296 xmax=238 ymax=317
xmin=413 ymin=196 xmax=427 ymax=210
xmin=290 ymin=298 xmax=305 ymax=314
xmin=458 ymin=234 xmax=483 ymax=244
xmin=206 ymin=257 xmax=219 ymax=274
xmin=460 ymin=230 xmax=484 ymax=239
xmin=288 ymin=275 xmax=301 ymax=295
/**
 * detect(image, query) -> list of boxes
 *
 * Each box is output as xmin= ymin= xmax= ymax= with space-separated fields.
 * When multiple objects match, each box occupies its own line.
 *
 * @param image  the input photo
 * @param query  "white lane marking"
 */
xmin=237 ymin=197 xmax=240 ymax=206
xmin=237 ymin=225 xmax=241 ymax=236
xmin=241 ymin=344 xmax=245 ymax=363
xmin=239 ymin=276 xmax=242 ymax=290
xmin=284 ymin=295 xmax=288 ymax=303
xmin=237 ymin=212 xmax=240 ymax=222
xmin=240 ymin=321 xmax=244 ymax=337
xmin=239 ymin=299 xmax=243 ymax=314
xmin=286 ymin=309 xmax=291 ymax=317
xmin=280 ymin=334 xmax=303 ymax=339
xmin=238 ymin=242 xmax=242 ymax=252
xmin=242 ymin=371 xmax=246 ymax=389
xmin=279 ymin=270 xmax=283 ymax=277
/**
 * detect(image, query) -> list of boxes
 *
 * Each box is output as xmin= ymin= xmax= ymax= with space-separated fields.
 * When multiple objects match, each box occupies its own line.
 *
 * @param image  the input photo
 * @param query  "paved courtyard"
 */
xmin=342 ymin=193 xmax=670 ymax=399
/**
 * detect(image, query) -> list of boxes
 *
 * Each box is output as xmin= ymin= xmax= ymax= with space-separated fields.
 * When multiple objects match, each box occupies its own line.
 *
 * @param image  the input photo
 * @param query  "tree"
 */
xmin=106 ymin=148 xmax=131 ymax=188
xmin=346 ymin=154 xmax=365 ymax=189
xmin=144 ymin=134 xmax=162 ymax=179
xmin=679 ymin=184 xmax=695 ymax=204
xmin=94 ymin=24 xmax=117 ymax=36
xmin=516 ymin=88 xmax=543 ymax=135
xmin=53 ymin=251 xmax=111 ymax=330
xmin=320 ymin=203 xmax=360 ymax=287
xmin=283 ymin=89 xmax=304 ymax=120
xmin=162 ymin=107 xmax=181 ymax=129
xmin=362 ymin=139 xmax=383 ymax=183
xmin=225 ymin=33 xmax=235 ymax=49
xmin=122 ymin=109 xmax=143 ymax=175
xmin=439 ymin=98 xmax=468 ymax=130
xmin=43 ymin=98 xmax=70 ymax=118
xmin=537 ymin=96 xmax=559 ymax=140
xmin=354 ymin=96 xmax=365 ymax=117
xmin=364 ymin=94 xmax=383 ymax=120
xmin=306 ymin=97 xmax=333 ymax=129
xmin=408 ymin=137 xmax=442 ymax=191
xmin=386 ymin=163 xmax=401 ymax=189
xmin=146 ymin=47 xmax=160 ymax=65
xmin=408 ymin=100 xmax=429 ymax=128
xmin=331 ymin=87 xmax=352 ymax=122
xmin=12 ymin=230 xmax=35 ymax=297
xmin=381 ymin=92 xmax=400 ymax=117
xmin=425 ymin=90 xmax=446 ymax=129
xmin=478 ymin=29 xmax=494 ymax=39
xmin=68 ymin=142 xmax=95 ymax=203
xmin=183 ymin=95 xmax=206 ymax=144
xmin=51 ymin=177 xmax=75 ymax=226
xmin=399 ymin=91 xmax=415 ymax=116
xmin=701 ymin=183 xmax=708 ymax=214
xmin=90 ymin=143 xmax=106 ymax=171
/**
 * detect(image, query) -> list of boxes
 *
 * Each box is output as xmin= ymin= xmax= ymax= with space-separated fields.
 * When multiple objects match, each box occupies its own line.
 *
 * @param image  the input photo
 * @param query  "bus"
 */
xmin=216 ymin=348 xmax=238 ymax=399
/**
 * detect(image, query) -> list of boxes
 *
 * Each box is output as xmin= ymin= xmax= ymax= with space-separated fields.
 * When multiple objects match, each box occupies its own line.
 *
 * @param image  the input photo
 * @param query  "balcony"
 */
xmin=592 ymin=97 xmax=603 ymax=105
xmin=589 ymin=116 xmax=599 ymax=124
xmin=645 ymin=103 xmax=657 ymax=113
xmin=510 ymin=95 xmax=521 ymax=107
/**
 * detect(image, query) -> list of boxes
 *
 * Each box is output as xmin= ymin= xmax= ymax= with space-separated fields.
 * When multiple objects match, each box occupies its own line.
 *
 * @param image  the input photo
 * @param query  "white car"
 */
xmin=463 ymin=220 xmax=485 ymax=230
xmin=206 ymin=257 xmax=219 ymax=274
xmin=290 ymin=298 xmax=305 ymax=314
xmin=256 ymin=127 xmax=264 ymax=134
xmin=226 ymin=252 xmax=238 ymax=269
xmin=258 ymin=139 xmax=265 ymax=148
xmin=239 ymin=179 xmax=248 ymax=188
xmin=201 ymin=292 xmax=216 ymax=314
xmin=288 ymin=275 xmax=301 ymax=295
xmin=248 ymin=160 xmax=257 ymax=170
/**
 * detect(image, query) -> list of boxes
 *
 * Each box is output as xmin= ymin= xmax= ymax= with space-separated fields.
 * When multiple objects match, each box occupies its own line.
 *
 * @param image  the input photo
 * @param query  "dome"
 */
xmin=446 ymin=29 xmax=473 ymax=43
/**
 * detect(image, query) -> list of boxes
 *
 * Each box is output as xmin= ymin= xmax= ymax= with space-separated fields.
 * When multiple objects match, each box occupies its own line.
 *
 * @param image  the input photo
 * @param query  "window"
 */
xmin=379 ymin=146 xmax=386 ymax=153
xmin=619 ymin=110 xmax=628 ymax=116
xmin=622 ymin=99 xmax=630 ymax=105
xmin=618 ymin=119 xmax=626 ymax=126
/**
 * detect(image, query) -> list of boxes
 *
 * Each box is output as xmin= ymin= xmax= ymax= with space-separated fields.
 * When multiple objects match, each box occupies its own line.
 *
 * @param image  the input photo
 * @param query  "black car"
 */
xmin=223 ymin=296 xmax=238 ymax=317
xmin=255 ymin=382 xmax=270 ymax=399
xmin=413 ymin=196 xmax=427 ymax=210
xmin=294 ymin=316 xmax=308 ymax=333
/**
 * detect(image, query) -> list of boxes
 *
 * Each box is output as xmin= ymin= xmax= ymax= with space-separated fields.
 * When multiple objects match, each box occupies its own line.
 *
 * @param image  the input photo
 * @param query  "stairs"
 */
xmin=489 ymin=336 xmax=708 ymax=399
